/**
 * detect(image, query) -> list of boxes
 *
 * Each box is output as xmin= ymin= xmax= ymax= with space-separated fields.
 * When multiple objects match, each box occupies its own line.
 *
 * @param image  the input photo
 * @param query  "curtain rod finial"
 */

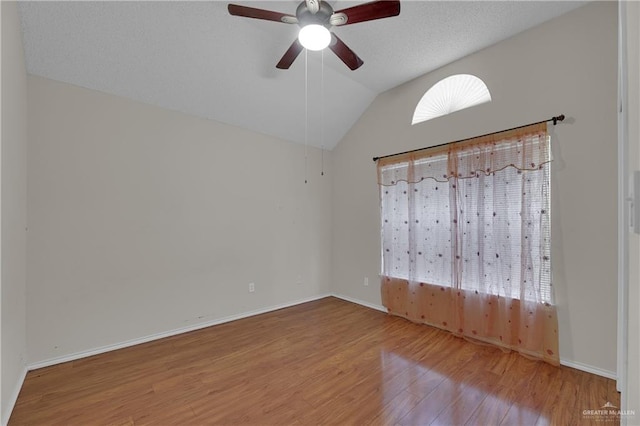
xmin=552 ymin=114 xmax=565 ymax=126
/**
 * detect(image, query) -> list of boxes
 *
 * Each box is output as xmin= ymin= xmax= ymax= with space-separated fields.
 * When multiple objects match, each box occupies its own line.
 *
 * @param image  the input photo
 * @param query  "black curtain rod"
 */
xmin=371 ymin=114 xmax=565 ymax=162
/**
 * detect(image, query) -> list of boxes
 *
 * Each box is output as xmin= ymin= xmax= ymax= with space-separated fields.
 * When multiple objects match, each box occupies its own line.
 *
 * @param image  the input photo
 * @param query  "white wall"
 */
xmin=332 ymin=2 xmax=618 ymax=375
xmin=1 ymin=1 xmax=29 ymax=424
xmin=624 ymin=0 xmax=640 ymax=416
xmin=26 ymin=76 xmax=332 ymax=364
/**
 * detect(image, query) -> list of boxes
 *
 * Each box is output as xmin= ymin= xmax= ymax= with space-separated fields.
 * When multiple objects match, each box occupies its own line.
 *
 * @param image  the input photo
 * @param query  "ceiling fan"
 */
xmin=228 ymin=0 xmax=400 ymax=70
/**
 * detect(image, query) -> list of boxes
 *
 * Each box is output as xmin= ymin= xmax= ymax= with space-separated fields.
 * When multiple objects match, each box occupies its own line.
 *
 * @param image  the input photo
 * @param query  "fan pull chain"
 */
xmin=304 ymin=49 xmax=308 ymax=184
xmin=321 ymin=49 xmax=325 ymax=177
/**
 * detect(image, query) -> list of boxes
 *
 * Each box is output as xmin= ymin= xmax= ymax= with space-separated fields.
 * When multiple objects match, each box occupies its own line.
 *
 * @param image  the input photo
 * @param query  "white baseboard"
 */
xmin=25 ymin=291 xmax=617 ymax=386
xmin=331 ymin=293 xmax=387 ymax=313
xmin=560 ymin=358 xmax=617 ymax=381
xmin=1 ymin=365 xmax=28 ymax=426
xmin=28 ymin=293 xmax=332 ymax=371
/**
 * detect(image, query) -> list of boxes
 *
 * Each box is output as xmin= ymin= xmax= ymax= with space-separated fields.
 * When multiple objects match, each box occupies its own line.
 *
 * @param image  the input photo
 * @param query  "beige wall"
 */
xmin=332 ymin=2 xmax=618 ymax=375
xmin=1 ymin=1 xmax=29 ymax=424
xmin=26 ymin=76 xmax=332 ymax=364
xmin=8 ymin=0 xmax=633 ymax=418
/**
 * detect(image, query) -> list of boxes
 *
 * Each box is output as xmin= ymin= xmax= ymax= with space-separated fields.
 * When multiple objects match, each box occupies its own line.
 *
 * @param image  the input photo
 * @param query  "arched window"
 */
xmin=412 ymin=74 xmax=491 ymax=125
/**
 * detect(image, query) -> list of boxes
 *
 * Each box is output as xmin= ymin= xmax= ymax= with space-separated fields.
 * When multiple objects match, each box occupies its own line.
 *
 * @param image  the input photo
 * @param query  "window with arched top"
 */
xmin=412 ymin=74 xmax=492 ymax=125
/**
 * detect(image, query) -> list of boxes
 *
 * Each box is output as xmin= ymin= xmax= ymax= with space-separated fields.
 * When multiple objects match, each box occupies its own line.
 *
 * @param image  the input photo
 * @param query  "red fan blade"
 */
xmin=228 ymin=4 xmax=297 ymax=24
xmin=329 ymin=34 xmax=364 ymax=70
xmin=333 ymin=0 xmax=400 ymax=26
xmin=276 ymin=39 xmax=304 ymax=69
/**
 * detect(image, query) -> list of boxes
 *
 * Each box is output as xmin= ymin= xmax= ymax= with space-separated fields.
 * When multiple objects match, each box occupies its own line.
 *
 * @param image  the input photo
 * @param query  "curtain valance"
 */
xmin=377 ymin=123 xmax=549 ymax=186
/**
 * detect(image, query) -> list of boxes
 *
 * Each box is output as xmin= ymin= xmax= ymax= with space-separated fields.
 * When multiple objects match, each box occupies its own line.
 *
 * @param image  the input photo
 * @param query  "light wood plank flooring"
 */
xmin=9 ymin=297 xmax=619 ymax=425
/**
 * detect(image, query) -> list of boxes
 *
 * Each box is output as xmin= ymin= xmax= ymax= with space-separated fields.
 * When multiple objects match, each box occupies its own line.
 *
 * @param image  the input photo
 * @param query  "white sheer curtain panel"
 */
xmin=378 ymin=123 xmax=559 ymax=365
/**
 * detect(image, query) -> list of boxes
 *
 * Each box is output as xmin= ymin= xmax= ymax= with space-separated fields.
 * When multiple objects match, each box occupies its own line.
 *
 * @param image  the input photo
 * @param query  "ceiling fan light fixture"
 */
xmin=228 ymin=0 xmax=400 ymax=69
xmin=298 ymin=24 xmax=331 ymax=51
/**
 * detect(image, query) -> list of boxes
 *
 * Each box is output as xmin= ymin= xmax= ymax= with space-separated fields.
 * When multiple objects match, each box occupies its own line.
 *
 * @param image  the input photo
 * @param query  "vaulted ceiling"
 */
xmin=18 ymin=1 xmax=586 ymax=149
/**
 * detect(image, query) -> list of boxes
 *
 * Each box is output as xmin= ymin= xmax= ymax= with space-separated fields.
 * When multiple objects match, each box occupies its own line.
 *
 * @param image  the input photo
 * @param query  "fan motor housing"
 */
xmin=296 ymin=1 xmax=333 ymax=27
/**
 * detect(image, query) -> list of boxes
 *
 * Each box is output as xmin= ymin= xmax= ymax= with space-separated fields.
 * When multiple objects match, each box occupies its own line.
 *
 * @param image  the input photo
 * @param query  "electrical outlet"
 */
xmin=297 ymin=275 xmax=303 ymax=285
xmin=249 ymin=282 xmax=255 ymax=293
xmin=364 ymin=277 xmax=369 ymax=286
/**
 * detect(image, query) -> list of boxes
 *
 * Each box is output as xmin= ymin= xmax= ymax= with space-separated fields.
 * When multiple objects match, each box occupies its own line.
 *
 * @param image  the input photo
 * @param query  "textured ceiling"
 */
xmin=18 ymin=1 xmax=586 ymax=149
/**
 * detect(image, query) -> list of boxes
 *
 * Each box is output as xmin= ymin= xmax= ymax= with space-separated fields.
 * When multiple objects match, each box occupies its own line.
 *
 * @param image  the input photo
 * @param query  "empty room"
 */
xmin=2 ymin=0 xmax=639 ymax=425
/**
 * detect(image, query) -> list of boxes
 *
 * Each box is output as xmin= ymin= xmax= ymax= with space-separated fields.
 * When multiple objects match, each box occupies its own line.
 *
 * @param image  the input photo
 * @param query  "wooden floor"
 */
xmin=10 ymin=297 xmax=619 ymax=425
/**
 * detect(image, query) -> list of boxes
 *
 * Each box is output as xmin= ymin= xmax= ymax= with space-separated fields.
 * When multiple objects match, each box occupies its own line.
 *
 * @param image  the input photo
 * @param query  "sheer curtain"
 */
xmin=378 ymin=123 xmax=559 ymax=365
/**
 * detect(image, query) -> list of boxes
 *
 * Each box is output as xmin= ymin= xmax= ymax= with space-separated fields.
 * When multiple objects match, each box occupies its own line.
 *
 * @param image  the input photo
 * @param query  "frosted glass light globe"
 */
xmin=298 ymin=25 xmax=331 ymax=51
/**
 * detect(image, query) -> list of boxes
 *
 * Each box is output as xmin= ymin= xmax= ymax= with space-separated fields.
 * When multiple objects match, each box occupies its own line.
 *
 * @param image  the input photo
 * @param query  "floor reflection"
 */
xmin=375 ymin=340 xmax=596 ymax=426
